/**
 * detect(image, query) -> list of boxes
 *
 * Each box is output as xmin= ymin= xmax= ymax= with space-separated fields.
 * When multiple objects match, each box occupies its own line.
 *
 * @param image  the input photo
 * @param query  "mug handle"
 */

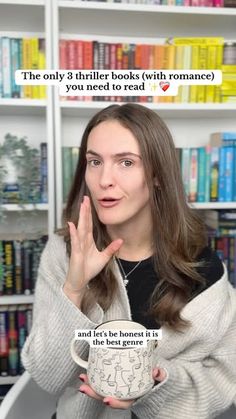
xmin=70 ymin=337 xmax=88 ymax=370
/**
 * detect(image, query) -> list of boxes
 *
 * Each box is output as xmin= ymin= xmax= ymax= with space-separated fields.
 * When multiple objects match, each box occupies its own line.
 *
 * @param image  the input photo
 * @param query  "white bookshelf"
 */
xmin=0 ymin=98 xmax=47 ymax=116
xmin=1 ymin=204 xmax=48 ymax=211
xmin=0 ymin=0 xmax=55 ymax=236
xmin=0 ymin=0 xmax=53 ymax=390
xmin=191 ymin=202 xmax=236 ymax=210
xmin=60 ymin=101 xmax=236 ymax=118
xmin=0 ymin=295 xmax=34 ymax=305
xmin=0 ymin=376 xmax=20 ymax=385
xmin=59 ymin=1 xmax=236 ymax=16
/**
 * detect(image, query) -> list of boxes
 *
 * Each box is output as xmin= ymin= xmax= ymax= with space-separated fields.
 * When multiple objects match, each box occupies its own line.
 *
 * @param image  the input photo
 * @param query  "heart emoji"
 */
xmin=159 ymin=81 xmax=170 ymax=92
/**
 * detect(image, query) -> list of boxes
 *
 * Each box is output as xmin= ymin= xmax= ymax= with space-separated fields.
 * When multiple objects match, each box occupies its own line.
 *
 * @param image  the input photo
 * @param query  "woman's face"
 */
xmin=85 ymin=120 xmax=152 ymax=228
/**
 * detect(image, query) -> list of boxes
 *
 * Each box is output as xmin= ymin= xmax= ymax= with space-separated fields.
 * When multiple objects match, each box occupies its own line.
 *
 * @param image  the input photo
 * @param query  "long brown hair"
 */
xmin=58 ymin=103 xmax=207 ymax=330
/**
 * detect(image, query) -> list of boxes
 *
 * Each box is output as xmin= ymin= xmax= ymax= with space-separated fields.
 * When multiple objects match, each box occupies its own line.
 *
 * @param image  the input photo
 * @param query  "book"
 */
xmin=17 ymin=305 xmax=28 ymax=374
xmin=40 ymin=142 xmax=48 ymax=203
xmin=13 ymin=240 xmax=23 ymax=295
xmin=181 ymin=148 xmax=191 ymax=199
xmin=218 ymin=146 xmax=227 ymax=202
xmin=22 ymin=241 xmax=33 ymax=295
xmin=224 ymin=146 xmax=234 ymax=202
xmin=10 ymin=38 xmax=21 ymax=98
xmin=62 ymin=147 xmax=73 ymax=202
xmin=71 ymin=147 xmax=79 ymax=177
xmin=8 ymin=306 xmax=18 ymax=376
xmin=2 ymin=37 xmax=11 ymax=98
xmin=0 ymin=306 xmax=8 ymax=377
xmin=22 ymin=38 xmax=32 ymax=99
xmin=0 ymin=38 xmax=2 ymax=98
xmin=3 ymin=241 xmax=14 ymax=295
xmin=197 ymin=147 xmax=206 ymax=202
xmin=210 ymin=147 xmax=219 ymax=202
xmin=188 ymin=148 xmax=198 ymax=202
xmin=0 ymin=241 xmax=4 ymax=295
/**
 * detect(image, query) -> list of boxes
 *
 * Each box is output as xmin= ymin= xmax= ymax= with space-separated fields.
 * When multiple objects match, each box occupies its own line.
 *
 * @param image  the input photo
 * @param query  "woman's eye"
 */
xmin=88 ymin=159 xmax=101 ymax=167
xmin=121 ymin=160 xmax=133 ymax=167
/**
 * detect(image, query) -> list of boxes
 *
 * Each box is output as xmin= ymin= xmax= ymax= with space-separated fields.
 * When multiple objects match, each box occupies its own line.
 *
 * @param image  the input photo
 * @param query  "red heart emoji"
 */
xmin=159 ymin=81 xmax=170 ymax=92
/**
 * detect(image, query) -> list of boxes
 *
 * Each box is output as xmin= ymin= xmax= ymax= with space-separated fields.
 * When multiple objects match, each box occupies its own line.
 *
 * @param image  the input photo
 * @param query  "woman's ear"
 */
xmin=153 ymin=177 xmax=160 ymax=189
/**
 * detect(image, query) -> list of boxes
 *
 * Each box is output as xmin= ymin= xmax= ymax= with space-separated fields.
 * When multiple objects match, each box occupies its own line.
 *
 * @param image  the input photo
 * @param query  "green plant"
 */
xmin=0 ymin=133 xmax=41 ymax=217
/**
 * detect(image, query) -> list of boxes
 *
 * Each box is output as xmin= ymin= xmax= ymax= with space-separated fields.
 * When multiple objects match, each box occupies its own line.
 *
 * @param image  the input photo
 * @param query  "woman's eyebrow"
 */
xmin=86 ymin=150 xmax=141 ymax=159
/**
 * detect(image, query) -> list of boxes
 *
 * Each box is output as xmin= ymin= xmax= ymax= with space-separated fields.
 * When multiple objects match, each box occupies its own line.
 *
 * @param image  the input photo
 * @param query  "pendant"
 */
xmin=124 ymin=278 xmax=129 ymax=287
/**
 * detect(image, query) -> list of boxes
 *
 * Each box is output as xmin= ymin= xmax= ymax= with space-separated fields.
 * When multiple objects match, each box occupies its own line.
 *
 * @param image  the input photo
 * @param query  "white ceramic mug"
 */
xmin=70 ymin=319 xmax=157 ymax=400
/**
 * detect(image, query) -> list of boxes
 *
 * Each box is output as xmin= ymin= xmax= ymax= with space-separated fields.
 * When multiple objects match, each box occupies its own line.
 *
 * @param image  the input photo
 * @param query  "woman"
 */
xmin=22 ymin=103 xmax=236 ymax=419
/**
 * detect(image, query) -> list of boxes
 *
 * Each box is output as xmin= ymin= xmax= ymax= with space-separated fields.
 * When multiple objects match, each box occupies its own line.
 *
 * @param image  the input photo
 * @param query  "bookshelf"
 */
xmin=0 ymin=98 xmax=47 ymax=116
xmin=0 ymin=0 xmax=54 ymax=387
xmin=0 ymin=0 xmax=235 ymax=397
xmin=52 ymin=1 xmax=236 ymax=227
xmin=0 ymin=295 xmax=34 ymax=305
xmin=60 ymin=101 xmax=236 ymax=118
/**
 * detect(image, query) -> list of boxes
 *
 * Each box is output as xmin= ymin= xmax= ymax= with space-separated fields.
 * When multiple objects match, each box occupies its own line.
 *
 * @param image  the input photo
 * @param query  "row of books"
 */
xmin=59 ymin=37 xmax=235 ymax=103
xmin=208 ymin=234 xmax=236 ymax=287
xmin=79 ymin=0 xmax=236 ymax=6
xmin=222 ymin=65 xmax=236 ymax=103
xmin=0 ymin=37 xmax=46 ymax=99
xmin=0 ymin=236 xmax=48 ymax=296
xmin=62 ymin=133 xmax=236 ymax=205
xmin=1 ymin=142 xmax=48 ymax=205
xmin=206 ymin=210 xmax=236 ymax=287
xmin=177 ymin=131 xmax=236 ymax=203
xmin=205 ymin=209 xmax=236 ymax=235
xmin=0 ymin=305 xmax=32 ymax=377
xmin=62 ymin=146 xmax=80 ymax=201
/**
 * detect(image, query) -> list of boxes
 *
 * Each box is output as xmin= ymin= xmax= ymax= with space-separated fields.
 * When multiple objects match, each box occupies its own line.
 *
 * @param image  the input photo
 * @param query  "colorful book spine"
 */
xmin=62 ymin=147 xmax=73 ymax=202
xmin=204 ymin=144 xmax=211 ymax=202
xmin=10 ymin=38 xmax=21 ymax=98
xmin=210 ymin=147 xmax=219 ymax=202
xmin=188 ymin=148 xmax=198 ymax=202
xmin=40 ymin=142 xmax=48 ymax=203
xmin=0 ymin=241 xmax=4 ymax=295
xmin=224 ymin=146 xmax=234 ymax=202
xmin=2 ymin=37 xmax=11 ymax=98
xmin=8 ymin=306 xmax=18 ymax=376
xmin=31 ymin=38 xmax=39 ymax=99
xmin=181 ymin=148 xmax=191 ymax=199
xmin=0 ymin=38 xmax=2 ymax=98
xmin=13 ymin=240 xmax=23 ymax=295
xmin=218 ymin=146 xmax=227 ymax=202
xmin=4 ymin=241 xmax=14 ymax=295
xmin=0 ymin=307 xmax=8 ymax=377
xmin=17 ymin=305 xmax=27 ymax=374
xmin=71 ymin=147 xmax=80 ymax=177
xmin=197 ymin=147 xmax=206 ymax=202
xmin=22 ymin=241 xmax=32 ymax=295
xmin=22 ymin=38 xmax=32 ymax=99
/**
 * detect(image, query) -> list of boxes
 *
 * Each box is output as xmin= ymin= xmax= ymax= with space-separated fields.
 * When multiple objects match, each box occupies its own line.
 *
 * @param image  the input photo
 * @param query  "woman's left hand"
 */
xmin=78 ymin=367 xmax=167 ymax=409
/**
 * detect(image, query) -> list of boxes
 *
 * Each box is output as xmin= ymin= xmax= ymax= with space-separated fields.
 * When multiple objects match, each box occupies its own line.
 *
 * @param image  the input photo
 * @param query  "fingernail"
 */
xmin=79 ymin=376 xmax=85 ymax=382
xmin=79 ymin=389 xmax=85 ymax=394
xmin=104 ymin=401 xmax=110 ymax=406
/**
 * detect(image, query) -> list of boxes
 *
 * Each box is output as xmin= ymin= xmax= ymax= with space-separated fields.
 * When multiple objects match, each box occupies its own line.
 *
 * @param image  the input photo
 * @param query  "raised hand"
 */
xmin=63 ymin=196 xmax=123 ymax=302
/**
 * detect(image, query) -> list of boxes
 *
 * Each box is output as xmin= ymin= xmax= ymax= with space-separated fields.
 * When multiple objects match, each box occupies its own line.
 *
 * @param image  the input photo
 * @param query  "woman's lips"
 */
xmin=98 ymin=199 xmax=121 ymax=208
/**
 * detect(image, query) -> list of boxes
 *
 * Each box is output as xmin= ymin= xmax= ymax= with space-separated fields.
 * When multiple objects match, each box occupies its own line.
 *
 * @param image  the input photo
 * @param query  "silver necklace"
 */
xmin=115 ymin=257 xmax=143 ymax=287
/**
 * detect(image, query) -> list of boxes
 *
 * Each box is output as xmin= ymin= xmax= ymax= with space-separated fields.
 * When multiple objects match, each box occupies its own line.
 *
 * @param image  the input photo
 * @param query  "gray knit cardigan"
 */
xmin=21 ymin=234 xmax=236 ymax=419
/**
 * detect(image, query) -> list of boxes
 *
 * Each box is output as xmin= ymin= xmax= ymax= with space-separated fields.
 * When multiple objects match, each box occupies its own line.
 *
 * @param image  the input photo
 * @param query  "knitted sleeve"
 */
xmin=21 ymin=234 xmax=104 ymax=395
xmin=131 ymin=273 xmax=236 ymax=419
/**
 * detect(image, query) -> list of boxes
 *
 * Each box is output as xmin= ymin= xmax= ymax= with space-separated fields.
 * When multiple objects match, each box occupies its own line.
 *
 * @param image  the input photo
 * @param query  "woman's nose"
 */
xmin=99 ymin=166 xmax=115 ymax=189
